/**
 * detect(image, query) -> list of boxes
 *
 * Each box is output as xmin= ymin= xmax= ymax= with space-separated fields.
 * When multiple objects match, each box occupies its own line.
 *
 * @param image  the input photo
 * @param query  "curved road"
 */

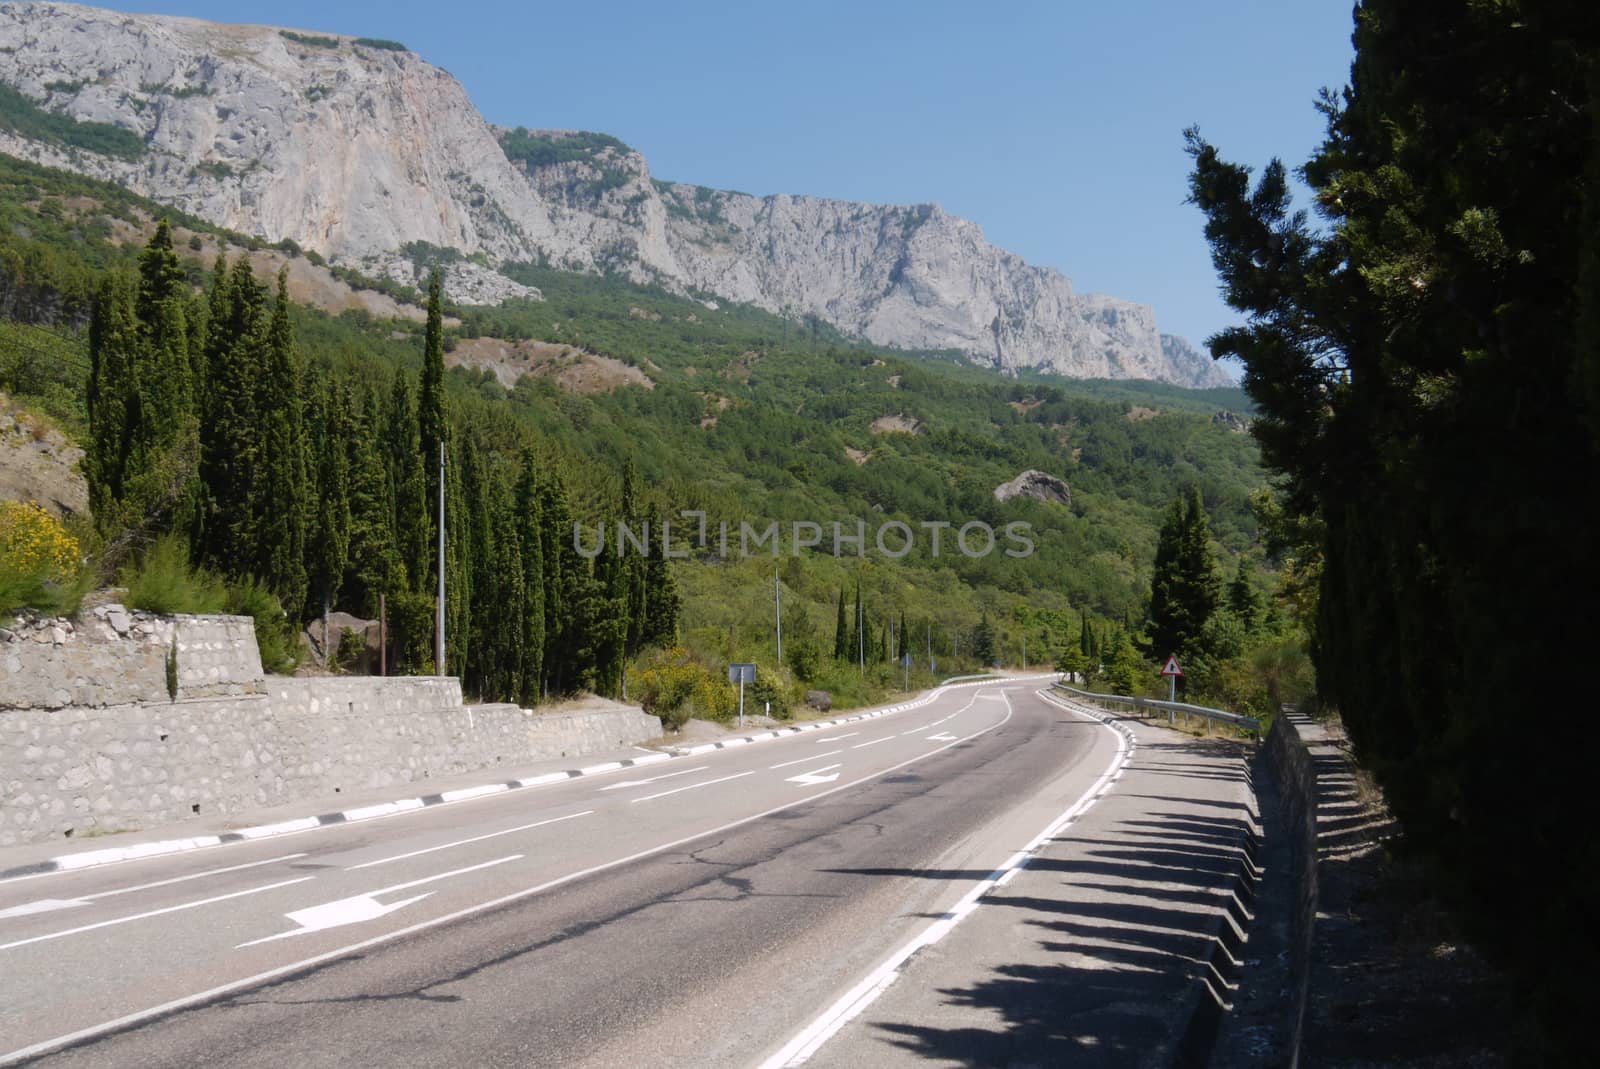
xmin=0 ymin=680 xmax=1128 ymax=1067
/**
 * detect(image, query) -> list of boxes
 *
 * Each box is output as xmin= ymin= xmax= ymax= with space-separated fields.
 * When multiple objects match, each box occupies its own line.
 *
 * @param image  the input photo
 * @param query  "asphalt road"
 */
xmin=0 ymin=679 xmax=1144 ymax=1067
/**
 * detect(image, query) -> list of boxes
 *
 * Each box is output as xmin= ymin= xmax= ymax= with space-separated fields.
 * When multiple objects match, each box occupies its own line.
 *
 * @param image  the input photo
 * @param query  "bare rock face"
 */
xmin=0 ymin=2 xmax=1235 ymax=388
xmin=994 ymin=470 xmax=1072 ymax=508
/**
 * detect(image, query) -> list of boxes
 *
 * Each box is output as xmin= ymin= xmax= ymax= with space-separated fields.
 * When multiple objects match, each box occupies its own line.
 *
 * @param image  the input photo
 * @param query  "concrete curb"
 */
xmin=0 ymin=675 xmax=1037 ymax=885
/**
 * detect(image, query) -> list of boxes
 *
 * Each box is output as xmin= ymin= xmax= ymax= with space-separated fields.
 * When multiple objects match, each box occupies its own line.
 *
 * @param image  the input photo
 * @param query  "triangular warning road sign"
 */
xmin=1160 ymin=655 xmax=1184 ymax=677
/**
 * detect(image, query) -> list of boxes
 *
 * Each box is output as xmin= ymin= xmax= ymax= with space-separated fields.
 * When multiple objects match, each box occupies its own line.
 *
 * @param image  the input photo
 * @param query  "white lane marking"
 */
xmin=0 ymin=694 xmax=1024 ymax=1068
xmin=925 ymin=732 xmax=957 ymax=742
xmin=813 ymin=732 xmax=859 ymax=743
xmin=0 ymin=853 xmax=312 ymax=919
xmin=596 ymin=766 xmax=708 ymax=792
xmin=237 ymin=855 xmax=521 ymax=948
xmin=630 ymin=771 xmax=754 ymax=804
xmin=850 ymin=737 xmax=894 ymax=750
xmin=771 ymin=749 xmax=842 ymax=770
xmin=0 ymin=877 xmax=315 ymax=952
xmin=345 ymin=812 xmax=593 ymax=871
xmin=786 ymin=764 xmax=842 ymax=787
xmin=757 ymin=689 xmax=1128 ymax=1069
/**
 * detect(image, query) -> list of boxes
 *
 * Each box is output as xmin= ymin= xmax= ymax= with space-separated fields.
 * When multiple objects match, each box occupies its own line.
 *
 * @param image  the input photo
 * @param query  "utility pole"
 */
xmin=857 ymin=593 xmax=864 ymax=674
xmin=1022 ymin=632 xmax=1027 ymax=672
xmin=436 ymin=441 xmax=446 ymax=677
xmin=775 ymin=566 xmax=782 ymax=668
xmin=926 ymin=622 xmax=932 ymax=671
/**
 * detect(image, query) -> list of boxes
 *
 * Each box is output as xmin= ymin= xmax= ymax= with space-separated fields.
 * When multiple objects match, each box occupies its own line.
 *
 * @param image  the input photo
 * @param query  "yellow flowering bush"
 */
xmin=1 ymin=500 xmax=87 ymax=615
xmin=637 ymin=646 xmax=737 ymax=730
xmin=0 ymin=500 xmax=79 ymax=584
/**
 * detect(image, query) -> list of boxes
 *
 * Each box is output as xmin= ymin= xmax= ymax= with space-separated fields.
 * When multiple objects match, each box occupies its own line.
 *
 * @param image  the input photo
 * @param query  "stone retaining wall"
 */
xmin=1 ymin=615 xmax=662 ymax=847
xmin=0 ymin=608 xmax=264 ymax=709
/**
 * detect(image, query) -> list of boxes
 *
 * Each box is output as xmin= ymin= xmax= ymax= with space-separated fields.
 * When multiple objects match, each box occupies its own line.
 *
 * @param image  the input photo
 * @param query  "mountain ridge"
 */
xmin=0 ymin=1 xmax=1232 ymax=387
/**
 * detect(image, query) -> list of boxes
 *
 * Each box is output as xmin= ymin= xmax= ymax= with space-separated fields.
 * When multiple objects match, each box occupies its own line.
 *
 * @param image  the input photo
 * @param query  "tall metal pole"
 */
xmin=857 ymin=593 xmax=864 ymax=673
xmin=926 ymin=622 xmax=932 ymax=671
xmin=775 ymin=567 xmax=782 ymax=668
xmin=1022 ymin=633 xmax=1027 ymax=672
xmin=436 ymin=441 xmax=446 ymax=677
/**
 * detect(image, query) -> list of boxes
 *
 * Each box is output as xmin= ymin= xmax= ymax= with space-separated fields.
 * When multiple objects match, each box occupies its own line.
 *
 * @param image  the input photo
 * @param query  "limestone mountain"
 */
xmin=0 ymin=1 xmax=1232 ymax=387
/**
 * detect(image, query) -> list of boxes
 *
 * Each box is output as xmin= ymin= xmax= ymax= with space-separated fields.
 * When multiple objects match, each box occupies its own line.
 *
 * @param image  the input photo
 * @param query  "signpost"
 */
xmin=902 ymin=651 xmax=913 ymax=690
xmin=1160 ymin=654 xmax=1184 ymax=702
xmin=729 ymin=662 xmax=756 ymax=727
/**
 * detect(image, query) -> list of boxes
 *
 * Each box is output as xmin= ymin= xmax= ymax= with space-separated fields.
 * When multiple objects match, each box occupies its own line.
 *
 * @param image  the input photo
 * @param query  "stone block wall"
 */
xmin=1 ymin=622 xmax=663 ymax=846
xmin=0 ymin=608 xmax=264 ymax=710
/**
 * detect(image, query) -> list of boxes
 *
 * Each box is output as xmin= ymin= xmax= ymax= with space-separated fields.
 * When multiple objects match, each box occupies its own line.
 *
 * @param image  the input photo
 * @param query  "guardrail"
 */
xmin=1052 ymin=682 xmax=1262 ymax=740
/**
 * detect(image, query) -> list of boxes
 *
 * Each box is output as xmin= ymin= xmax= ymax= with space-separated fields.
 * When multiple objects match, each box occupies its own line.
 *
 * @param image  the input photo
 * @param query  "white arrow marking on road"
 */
xmin=236 ymin=854 xmax=521 ymax=948
xmin=0 ymin=898 xmax=90 ymax=919
xmin=787 ymin=764 xmax=842 ymax=786
xmin=926 ymin=732 xmax=958 ymax=741
xmin=597 ymin=766 xmax=708 ymax=791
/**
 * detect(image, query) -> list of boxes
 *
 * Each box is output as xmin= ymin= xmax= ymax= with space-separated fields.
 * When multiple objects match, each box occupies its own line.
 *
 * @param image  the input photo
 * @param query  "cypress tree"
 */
xmin=254 ymin=268 xmax=309 ymax=615
xmin=641 ymin=504 xmax=679 ymax=648
xmin=340 ymin=389 xmax=400 ymax=618
xmin=197 ymin=257 xmax=267 ymax=572
xmin=482 ymin=496 xmax=525 ymax=702
xmin=307 ymin=376 xmax=352 ymax=622
xmin=1227 ymin=558 xmax=1262 ymax=633
xmin=85 ymin=273 xmax=139 ymax=536
xmin=385 ymin=374 xmax=428 ymax=591
xmin=417 ymin=269 xmax=447 ymax=590
xmin=514 ymin=453 xmax=546 ymax=705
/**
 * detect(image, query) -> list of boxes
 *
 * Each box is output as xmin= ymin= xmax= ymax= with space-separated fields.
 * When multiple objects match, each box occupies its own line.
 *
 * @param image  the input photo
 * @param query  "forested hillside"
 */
xmin=0 ymin=148 xmax=1286 ymax=719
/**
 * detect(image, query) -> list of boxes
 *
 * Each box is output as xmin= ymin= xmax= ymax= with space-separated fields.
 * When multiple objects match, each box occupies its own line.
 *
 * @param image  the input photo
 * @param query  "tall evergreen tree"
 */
xmin=417 ymin=269 xmax=447 ymax=590
xmin=197 ymin=257 xmax=267 ymax=572
xmin=641 ymin=504 xmax=679 ymax=648
xmin=306 ymin=376 xmax=352 ymax=623
xmin=341 ymin=388 xmax=400 ymax=617
xmin=1227 ymin=558 xmax=1262 ymax=633
xmin=254 ymin=268 xmax=309 ymax=615
xmin=514 ymin=453 xmax=546 ymax=705
xmin=1147 ymin=488 xmax=1219 ymax=659
xmin=1186 ymin=5 xmax=1600 ymax=1050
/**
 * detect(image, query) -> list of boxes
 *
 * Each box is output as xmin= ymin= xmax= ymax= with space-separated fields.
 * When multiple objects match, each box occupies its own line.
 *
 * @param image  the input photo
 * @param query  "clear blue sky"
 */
xmin=94 ymin=0 xmax=1355 ymax=359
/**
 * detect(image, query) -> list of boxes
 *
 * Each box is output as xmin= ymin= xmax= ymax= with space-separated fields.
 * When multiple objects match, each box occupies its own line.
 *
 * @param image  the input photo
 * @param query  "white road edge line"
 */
xmin=0 ymin=684 xmax=1040 ymax=1068
xmin=630 ymin=771 xmax=754 ymax=803
xmin=755 ymin=687 xmax=1129 ymax=1069
xmin=345 ymin=812 xmax=594 ymax=870
xmin=0 ymin=877 xmax=316 ymax=952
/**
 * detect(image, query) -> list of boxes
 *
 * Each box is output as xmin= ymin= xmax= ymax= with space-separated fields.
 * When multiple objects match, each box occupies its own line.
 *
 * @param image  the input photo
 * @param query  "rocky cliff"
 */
xmin=0 ymin=2 xmax=1232 ymax=387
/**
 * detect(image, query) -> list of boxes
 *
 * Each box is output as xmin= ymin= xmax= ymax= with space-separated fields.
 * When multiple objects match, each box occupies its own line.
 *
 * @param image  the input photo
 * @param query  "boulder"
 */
xmin=805 ymin=690 xmax=832 ymax=712
xmin=993 ymin=470 xmax=1072 ymax=507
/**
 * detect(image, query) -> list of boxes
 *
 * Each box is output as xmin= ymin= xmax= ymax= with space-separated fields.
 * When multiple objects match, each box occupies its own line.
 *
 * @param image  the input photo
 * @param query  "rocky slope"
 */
xmin=0 ymin=2 xmax=1231 ymax=387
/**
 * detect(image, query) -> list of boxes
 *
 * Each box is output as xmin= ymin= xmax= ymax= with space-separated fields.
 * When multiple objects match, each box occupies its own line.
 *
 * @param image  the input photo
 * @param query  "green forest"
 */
xmin=0 ymin=143 xmax=1298 ymax=728
xmin=1186 ymin=0 xmax=1597 ymax=1058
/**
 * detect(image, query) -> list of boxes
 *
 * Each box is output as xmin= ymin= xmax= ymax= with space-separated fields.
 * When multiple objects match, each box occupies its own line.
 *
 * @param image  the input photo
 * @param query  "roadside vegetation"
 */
xmin=1186 ymin=1 xmax=1595 ymax=1057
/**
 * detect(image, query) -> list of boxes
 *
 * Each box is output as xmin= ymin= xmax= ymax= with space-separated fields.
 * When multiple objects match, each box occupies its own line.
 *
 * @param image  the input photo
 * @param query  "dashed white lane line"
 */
xmin=771 ymin=749 xmax=843 ymax=770
xmin=0 ymin=854 xmax=311 ymax=921
xmin=850 ymin=737 xmax=894 ymax=750
xmin=756 ymin=688 xmax=1129 ymax=1069
xmin=596 ymin=766 xmax=709 ymax=792
xmin=0 ymin=877 xmax=316 ymax=952
xmin=630 ymin=771 xmax=755 ymax=804
xmin=345 ymin=811 xmax=594 ymax=871
xmin=813 ymin=732 xmax=859 ymax=743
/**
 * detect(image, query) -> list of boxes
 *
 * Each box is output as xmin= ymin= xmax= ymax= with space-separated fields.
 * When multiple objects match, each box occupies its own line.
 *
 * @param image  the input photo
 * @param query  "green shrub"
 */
xmin=119 ymin=534 xmax=226 ymax=615
xmin=225 ymin=577 xmax=300 ymax=675
xmin=636 ymin=646 xmax=735 ymax=730
xmin=354 ymin=37 xmax=408 ymax=52
xmin=280 ymin=30 xmax=340 ymax=49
